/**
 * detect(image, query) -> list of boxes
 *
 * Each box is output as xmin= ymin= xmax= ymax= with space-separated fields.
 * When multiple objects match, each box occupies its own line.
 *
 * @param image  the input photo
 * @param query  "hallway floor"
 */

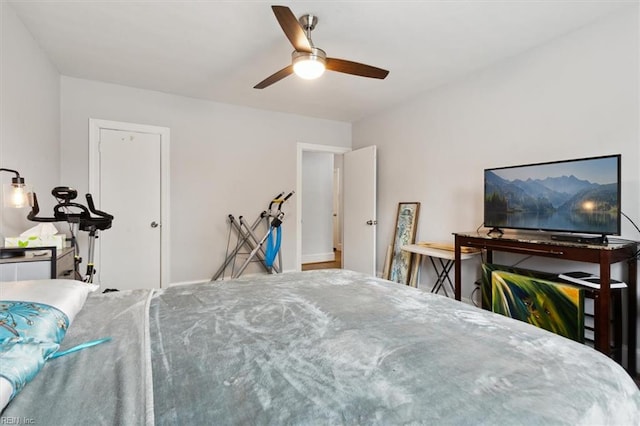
xmin=302 ymin=251 xmax=342 ymax=271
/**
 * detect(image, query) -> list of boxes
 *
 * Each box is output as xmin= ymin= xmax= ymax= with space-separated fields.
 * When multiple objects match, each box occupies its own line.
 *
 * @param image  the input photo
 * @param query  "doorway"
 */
xmin=300 ymin=150 xmax=342 ymax=271
xmin=297 ymin=143 xmax=377 ymax=275
xmin=89 ymin=119 xmax=170 ymax=290
xmin=297 ymin=143 xmax=349 ymax=271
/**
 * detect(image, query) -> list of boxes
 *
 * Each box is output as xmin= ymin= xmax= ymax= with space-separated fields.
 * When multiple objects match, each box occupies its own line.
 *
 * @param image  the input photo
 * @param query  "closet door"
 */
xmin=90 ymin=119 xmax=170 ymax=290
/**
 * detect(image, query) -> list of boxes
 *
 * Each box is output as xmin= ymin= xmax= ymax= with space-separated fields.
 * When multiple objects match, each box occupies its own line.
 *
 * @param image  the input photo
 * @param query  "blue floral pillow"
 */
xmin=0 ymin=279 xmax=97 ymax=411
xmin=0 ymin=301 xmax=69 ymax=402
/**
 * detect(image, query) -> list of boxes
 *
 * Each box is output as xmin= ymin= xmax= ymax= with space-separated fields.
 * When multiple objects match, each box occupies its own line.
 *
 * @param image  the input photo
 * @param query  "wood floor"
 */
xmin=302 ymin=250 xmax=342 ymax=271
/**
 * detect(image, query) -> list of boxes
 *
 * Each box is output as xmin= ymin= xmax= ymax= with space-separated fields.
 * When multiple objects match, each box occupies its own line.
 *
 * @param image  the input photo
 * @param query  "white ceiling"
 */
xmin=8 ymin=1 xmax=631 ymax=122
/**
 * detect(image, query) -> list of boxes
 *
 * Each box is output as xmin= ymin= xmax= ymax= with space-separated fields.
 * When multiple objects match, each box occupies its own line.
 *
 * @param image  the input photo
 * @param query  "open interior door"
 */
xmin=343 ymin=146 xmax=377 ymax=275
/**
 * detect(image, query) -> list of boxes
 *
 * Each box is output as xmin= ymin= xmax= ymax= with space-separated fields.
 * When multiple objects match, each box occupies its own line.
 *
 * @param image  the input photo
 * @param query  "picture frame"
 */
xmin=389 ymin=202 xmax=420 ymax=285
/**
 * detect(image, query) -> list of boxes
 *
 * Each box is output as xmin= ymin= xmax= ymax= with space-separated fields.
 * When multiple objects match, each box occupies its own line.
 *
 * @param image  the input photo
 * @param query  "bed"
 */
xmin=2 ymin=269 xmax=639 ymax=424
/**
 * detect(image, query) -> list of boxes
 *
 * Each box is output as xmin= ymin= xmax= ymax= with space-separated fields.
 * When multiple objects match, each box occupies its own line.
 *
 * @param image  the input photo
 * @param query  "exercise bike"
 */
xmin=27 ymin=186 xmax=113 ymax=283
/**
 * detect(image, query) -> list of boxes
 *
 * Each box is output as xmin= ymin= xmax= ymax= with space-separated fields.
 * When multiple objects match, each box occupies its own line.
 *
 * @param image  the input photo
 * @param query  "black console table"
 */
xmin=454 ymin=231 xmax=638 ymax=374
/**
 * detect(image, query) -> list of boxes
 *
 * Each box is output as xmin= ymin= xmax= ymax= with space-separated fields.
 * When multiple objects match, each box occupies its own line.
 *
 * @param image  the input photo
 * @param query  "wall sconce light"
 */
xmin=1 ymin=168 xmax=32 ymax=208
xmin=1 ymin=168 xmax=32 ymax=259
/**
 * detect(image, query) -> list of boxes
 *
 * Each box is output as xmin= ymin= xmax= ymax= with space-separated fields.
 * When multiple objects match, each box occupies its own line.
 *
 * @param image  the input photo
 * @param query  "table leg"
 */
xmin=454 ymin=237 xmax=462 ymax=301
xmin=429 ymin=256 xmax=443 ymax=293
xmin=594 ymin=256 xmax=611 ymax=361
xmin=429 ymin=257 xmax=455 ymax=297
xmin=628 ymin=252 xmax=637 ymax=375
xmin=439 ymin=259 xmax=455 ymax=296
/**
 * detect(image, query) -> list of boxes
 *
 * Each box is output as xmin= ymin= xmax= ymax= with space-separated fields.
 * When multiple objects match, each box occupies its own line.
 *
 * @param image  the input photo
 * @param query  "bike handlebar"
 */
xmin=27 ymin=193 xmax=57 ymax=222
xmin=28 ymin=187 xmax=113 ymax=231
xmin=86 ymin=193 xmax=114 ymax=220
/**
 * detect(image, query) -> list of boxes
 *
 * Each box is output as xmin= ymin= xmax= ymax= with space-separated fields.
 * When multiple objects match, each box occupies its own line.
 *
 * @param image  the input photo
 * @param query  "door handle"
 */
xmin=150 ymin=221 xmax=159 ymax=228
xmin=366 ymin=220 xmax=377 ymax=225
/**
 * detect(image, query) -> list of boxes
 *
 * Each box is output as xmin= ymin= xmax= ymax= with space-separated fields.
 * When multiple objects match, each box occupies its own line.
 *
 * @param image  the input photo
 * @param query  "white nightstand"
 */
xmin=0 ymin=246 xmax=75 ymax=281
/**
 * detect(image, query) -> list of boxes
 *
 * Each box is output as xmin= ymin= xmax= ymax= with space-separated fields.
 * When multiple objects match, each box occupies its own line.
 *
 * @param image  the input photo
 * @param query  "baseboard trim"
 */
xmin=302 ymin=252 xmax=335 ymax=264
xmin=168 ymin=279 xmax=210 ymax=287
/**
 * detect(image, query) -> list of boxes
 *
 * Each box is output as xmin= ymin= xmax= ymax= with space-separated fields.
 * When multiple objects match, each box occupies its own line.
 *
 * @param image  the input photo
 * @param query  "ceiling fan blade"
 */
xmin=325 ymin=58 xmax=389 ymax=79
xmin=271 ymin=5 xmax=312 ymax=53
xmin=254 ymin=65 xmax=294 ymax=89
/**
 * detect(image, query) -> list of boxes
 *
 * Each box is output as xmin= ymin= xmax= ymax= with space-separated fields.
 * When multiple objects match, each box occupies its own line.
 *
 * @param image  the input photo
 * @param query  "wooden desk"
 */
xmin=402 ymin=243 xmax=480 ymax=296
xmin=454 ymin=231 xmax=638 ymax=374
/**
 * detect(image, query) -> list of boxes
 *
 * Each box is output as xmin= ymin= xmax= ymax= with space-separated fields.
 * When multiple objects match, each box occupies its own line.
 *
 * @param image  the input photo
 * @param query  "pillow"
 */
xmin=0 ymin=279 xmax=97 ymax=411
xmin=0 ymin=279 xmax=98 ymax=324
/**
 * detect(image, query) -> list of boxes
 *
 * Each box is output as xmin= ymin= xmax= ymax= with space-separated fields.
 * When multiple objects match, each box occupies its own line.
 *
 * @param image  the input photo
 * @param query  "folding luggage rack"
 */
xmin=212 ymin=191 xmax=294 ymax=281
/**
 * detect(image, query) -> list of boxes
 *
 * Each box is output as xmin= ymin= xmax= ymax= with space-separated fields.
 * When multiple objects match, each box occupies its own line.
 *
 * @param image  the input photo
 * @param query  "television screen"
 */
xmin=484 ymin=155 xmax=621 ymax=236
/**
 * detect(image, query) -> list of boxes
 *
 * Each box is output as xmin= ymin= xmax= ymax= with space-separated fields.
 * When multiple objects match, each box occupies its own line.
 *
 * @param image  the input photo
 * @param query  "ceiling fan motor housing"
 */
xmin=299 ymin=14 xmax=318 ymax=32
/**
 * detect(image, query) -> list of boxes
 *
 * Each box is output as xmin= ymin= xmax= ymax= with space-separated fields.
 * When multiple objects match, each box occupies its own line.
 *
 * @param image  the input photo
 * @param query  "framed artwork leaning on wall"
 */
xmin=389 ymin=202 xmax=420 ymax=285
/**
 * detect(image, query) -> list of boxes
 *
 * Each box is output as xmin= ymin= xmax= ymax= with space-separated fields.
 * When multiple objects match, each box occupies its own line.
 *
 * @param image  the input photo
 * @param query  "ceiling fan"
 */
xmin=254 ymin=5 xmax=389 ymax=89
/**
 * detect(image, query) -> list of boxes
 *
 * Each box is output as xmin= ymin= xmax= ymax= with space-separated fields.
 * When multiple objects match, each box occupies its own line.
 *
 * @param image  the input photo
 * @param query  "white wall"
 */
xmin=59 ymin=77 xmax=351 ymax=284
xmin=302 ymin=151 xmax=334 ymax=263
xmin=353 ymin=6 xmax=639 ymax=299
xmin=0 ymin=3 xmax=60 ymax=238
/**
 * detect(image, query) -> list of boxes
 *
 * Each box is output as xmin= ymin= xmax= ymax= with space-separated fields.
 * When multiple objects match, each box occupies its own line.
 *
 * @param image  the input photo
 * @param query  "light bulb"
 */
xmin=11 ymin=185 xmax=26 ymax=208
xmin=294 ymin=58 xmax=325 ymax=79
xmin=292 ymin=48 xmax=327 ymax=80
xmin=3 ymin=183 xmax=31 ymax=208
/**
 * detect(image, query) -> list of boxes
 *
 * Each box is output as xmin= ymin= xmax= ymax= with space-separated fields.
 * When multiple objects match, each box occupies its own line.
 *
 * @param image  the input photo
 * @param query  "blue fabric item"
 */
xmin=0 ymin=301 xmax=69 ymax=400
xmin=49 ymin=337 xmax=112 ymax=359
xmin=265 ymin=226 xmax=281 ymax=267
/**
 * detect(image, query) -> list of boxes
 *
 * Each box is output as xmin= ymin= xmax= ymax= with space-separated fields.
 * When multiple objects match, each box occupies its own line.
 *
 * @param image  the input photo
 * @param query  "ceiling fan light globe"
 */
xmin=292 ymin=48 xmax=326 ymax=80
xmin=294 ymin=59 xmax=325 ymax=79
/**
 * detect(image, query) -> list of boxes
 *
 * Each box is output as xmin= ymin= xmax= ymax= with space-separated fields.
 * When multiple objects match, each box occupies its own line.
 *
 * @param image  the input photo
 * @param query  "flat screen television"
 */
xmin=484 ymin=154 xmax=621 ymax=241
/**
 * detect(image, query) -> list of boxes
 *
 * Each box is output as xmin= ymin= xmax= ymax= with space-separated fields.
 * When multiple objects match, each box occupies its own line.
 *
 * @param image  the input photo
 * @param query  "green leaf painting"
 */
xmin=491 ymin=270 xmax=584 ymax=343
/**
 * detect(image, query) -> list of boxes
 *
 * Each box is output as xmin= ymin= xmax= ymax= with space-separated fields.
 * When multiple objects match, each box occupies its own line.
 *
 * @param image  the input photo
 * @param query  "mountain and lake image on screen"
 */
xmin=484 ymin=155 xmax=620 ymax=235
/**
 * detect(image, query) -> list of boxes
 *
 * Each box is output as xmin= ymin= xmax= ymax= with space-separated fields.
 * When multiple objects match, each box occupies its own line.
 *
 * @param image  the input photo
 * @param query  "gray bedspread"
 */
xmin=4 ymin=269 xmax=640 ymax=424
xmin=2 ymin=289 xmax=153 ymax=425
